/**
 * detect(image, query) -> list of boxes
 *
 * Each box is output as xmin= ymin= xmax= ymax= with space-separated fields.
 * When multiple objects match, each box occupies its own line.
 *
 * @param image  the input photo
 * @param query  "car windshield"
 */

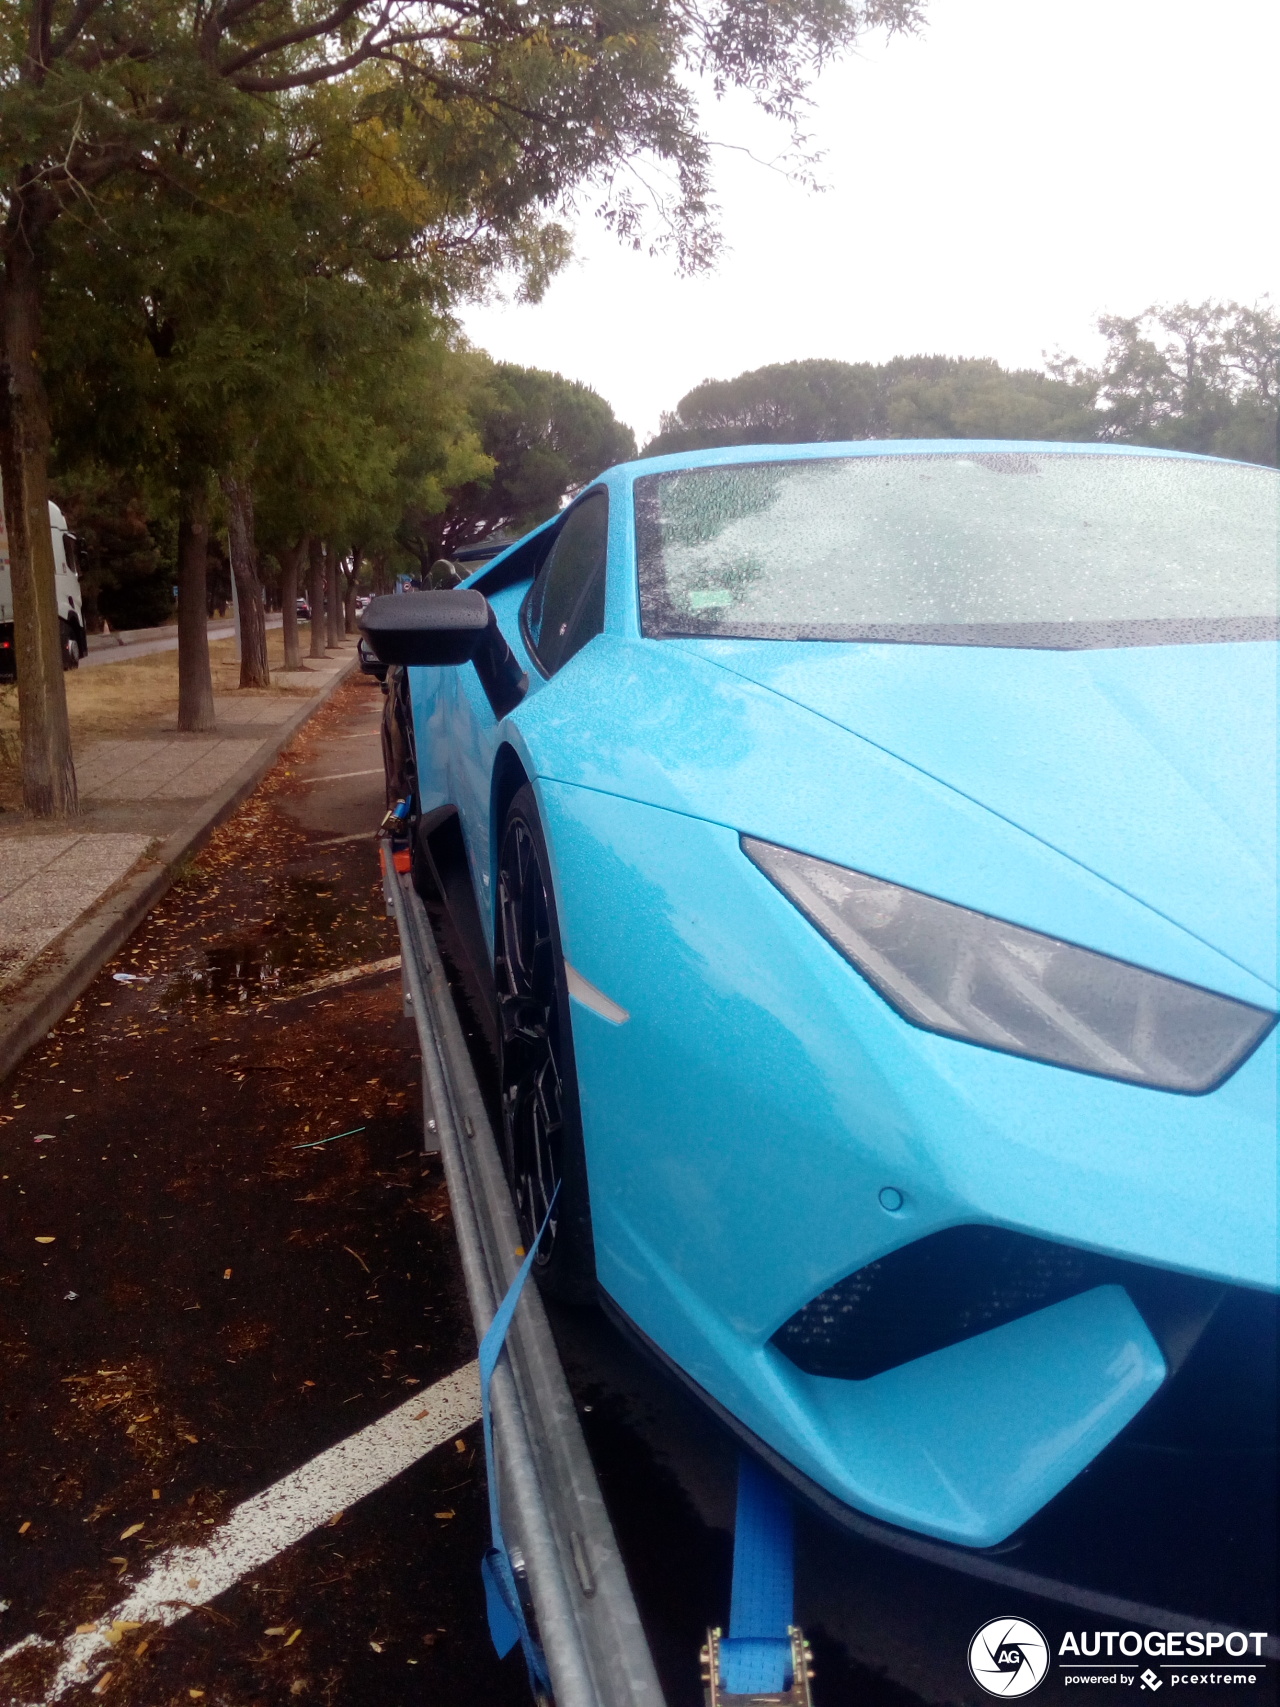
xmin=634 ymin=451 xmax=1279 ymax=648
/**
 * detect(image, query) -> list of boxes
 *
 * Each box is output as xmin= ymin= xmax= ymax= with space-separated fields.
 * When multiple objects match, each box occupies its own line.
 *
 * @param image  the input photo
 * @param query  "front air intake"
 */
xmin=770 ymin=1225 xmax=1222 ymax=1381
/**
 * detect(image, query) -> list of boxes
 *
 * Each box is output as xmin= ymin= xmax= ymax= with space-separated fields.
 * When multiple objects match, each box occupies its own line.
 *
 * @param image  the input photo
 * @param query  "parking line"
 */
xmin=1 ymin=1360 xmax=481 ymax=1700
xmin=302 ymin=767 xmax=383 ymax=784
xmin=274 ymin=955 xmax=402 ymax=1001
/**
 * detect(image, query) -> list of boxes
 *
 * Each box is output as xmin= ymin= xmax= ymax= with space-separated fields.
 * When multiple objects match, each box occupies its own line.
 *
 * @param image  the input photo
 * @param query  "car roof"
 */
xmin=608 ymin=438 xmax=1254 ymax=480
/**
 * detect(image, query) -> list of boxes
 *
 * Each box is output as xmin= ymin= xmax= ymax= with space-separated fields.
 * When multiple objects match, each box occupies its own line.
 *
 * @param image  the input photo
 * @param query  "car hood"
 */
xmin=688 ymin=637 xmax=1278 ymax=993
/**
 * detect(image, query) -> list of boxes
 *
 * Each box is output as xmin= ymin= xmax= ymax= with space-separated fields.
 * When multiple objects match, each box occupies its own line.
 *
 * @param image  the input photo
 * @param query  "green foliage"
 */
xmin=644 ymin=355 xmax=1098 ymax=455
xmin=39 ymin=79 xmax=492 ymax=567
xmin=51 ymin=464 xmax=173 ymax=632
xmin=0 ymin=0 xmax=924 ymax=281
xmin=645 ymin=308 xmax=1278 ymax=467
xmin=413 ymin=357 xmax=636 ymax=562
xmin=1048 ymin=301 xmax=1278 ymax=466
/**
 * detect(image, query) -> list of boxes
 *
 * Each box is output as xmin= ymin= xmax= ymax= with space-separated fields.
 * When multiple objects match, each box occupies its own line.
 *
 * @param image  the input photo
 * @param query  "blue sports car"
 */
xmin=362 ymin=440 xmax=1277 ymax=1559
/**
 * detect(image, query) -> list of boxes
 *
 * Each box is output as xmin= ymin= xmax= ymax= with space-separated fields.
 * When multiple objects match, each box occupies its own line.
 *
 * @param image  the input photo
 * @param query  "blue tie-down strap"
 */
xmin=478 ymin=1189 xmax=559 ymax=1696
xmin=719 ymin=1454 xmax=796 ymax=1695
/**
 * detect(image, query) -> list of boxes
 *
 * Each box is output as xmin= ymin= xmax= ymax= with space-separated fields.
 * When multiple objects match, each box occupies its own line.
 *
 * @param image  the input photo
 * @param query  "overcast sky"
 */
xmin=459 ymin=0 xmax=1278 ymax=447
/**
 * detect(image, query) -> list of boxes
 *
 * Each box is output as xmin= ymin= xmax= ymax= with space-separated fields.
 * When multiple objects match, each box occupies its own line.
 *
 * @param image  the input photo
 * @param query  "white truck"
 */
xmin=0 ymin=491 xmax=87 ymax=679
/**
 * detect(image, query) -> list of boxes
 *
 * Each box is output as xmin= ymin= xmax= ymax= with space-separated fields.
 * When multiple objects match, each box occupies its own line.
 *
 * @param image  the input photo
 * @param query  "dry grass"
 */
xmin=0 ymin=629 xmax=347 ymax=811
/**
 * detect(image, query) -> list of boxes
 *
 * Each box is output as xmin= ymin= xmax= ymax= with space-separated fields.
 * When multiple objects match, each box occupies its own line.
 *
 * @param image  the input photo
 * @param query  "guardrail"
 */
xmin=382 ymin=846 xmax=668 ymax=1707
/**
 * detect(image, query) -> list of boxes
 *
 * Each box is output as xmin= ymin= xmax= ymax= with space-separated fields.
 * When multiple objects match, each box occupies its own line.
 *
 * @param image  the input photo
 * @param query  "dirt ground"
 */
xmin=0 ymin=673 xmax=529 ymax=1705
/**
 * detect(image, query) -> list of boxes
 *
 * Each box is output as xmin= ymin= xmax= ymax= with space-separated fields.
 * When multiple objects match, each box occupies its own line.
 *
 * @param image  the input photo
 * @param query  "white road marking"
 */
xmin=275 ymin=955 xmax=402 ymax=1001
xmin=307 ymin=830 xmax=380 ymax=848
xmin=565 ymin=961 xmax=630 ymax=1025
xmin=0 ymin=1361 xmax=481 ymax=1701
xmin=302 ymin=767 xmax=383 ymax=784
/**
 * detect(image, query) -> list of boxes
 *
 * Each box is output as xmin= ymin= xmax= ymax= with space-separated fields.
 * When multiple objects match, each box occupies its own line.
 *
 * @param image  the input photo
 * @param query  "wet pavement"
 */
xmin=0 ymin=672 xmax=528 ymax=1706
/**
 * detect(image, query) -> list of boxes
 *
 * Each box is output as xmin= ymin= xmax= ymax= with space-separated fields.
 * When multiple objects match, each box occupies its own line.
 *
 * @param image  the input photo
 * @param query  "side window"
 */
xmin=523 ymin=491 xmax=608 ymax=676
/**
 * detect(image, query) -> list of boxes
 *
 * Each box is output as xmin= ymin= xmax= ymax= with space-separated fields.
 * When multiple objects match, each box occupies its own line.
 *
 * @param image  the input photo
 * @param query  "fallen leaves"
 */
xmin=35 ymin=1235 xmax=56 ymax=1244
xmin=119 ymin=1522 xmax=144 ymax=1539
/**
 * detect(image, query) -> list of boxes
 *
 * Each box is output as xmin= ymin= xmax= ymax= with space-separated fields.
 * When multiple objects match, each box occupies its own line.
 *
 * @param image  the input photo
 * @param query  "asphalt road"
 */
xmin=82 ymin=618 xmax=285 ymax=668
xmin=0 ymin=672 xmax=529 ymax=1706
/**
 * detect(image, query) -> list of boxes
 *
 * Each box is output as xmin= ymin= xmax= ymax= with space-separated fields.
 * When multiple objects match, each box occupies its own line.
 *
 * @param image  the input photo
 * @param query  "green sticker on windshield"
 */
xmin=688 ymin=588 xmax=733 ymax=609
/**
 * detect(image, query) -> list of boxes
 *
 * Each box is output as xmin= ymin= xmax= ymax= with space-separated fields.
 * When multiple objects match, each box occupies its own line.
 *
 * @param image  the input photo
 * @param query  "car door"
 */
xmin=450 ymin=487 xmax=611 ymax=953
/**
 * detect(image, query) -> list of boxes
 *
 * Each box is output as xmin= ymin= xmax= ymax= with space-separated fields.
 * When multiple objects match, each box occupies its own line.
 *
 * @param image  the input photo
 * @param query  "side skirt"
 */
xmin=414 ymin=804 xmax=499 ymax=1058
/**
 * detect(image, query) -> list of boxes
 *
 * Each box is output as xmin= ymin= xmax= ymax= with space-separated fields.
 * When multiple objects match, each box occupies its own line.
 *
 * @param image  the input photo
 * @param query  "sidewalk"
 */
xmin=0 ymin=642 xmax=358 ymax=1080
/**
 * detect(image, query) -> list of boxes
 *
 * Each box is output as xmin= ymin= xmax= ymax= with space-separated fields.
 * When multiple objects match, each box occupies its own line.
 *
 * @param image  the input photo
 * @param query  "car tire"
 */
xmin=60 ymin=620 xmax=79 ymax=670
xmin=496 ymin=783 xmax=597 ymax=1304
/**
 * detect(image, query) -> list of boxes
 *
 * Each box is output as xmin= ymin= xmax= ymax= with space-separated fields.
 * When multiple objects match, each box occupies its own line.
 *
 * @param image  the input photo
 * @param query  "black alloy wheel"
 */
xmin=496 ymin=784 xmax=596 ymax=1302
xmin=60 ymin=620 xmax=80 ymax=671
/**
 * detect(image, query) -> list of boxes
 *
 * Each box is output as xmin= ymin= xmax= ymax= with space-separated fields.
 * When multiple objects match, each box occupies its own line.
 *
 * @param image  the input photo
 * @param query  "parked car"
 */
xmin=361 ymin=441 xmax=1276 ymax=1585
xmin=296 ymin=596 xmax=311 ymax=621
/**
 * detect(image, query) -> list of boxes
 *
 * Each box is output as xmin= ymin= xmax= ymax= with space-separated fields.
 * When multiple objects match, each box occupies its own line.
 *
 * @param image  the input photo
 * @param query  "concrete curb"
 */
xmin=0 ymin=653 xmax=359 ymax=1086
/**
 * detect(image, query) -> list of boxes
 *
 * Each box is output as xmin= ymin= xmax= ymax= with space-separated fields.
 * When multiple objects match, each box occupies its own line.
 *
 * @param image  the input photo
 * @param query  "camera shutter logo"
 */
xmin=969 ymin=1619 xmax=1050 ymax=1697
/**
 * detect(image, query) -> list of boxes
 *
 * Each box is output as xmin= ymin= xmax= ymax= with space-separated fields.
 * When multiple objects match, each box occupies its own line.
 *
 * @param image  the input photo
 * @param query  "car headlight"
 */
xmin=742 ymin=837 xmax=1275 ymax=1093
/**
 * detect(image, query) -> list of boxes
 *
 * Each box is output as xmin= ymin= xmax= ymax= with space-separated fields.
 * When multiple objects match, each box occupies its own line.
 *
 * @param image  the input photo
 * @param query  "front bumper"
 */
xmin=538 ymin=780 xmax=1278 ymax=1545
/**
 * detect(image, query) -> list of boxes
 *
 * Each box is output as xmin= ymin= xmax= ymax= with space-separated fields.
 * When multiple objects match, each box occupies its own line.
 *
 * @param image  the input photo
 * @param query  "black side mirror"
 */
xmin=359 ymin=591 xmax=489 ymax=666
xmin=357 ymin=635 xmax=388 ymax=681
xmin=358 ymin=591 xmax=527 ymax=718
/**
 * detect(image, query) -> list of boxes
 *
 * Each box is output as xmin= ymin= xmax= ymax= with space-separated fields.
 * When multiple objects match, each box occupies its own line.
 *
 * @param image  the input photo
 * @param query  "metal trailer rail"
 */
xmin=382 ymin=846 xmax=668 ymax=1707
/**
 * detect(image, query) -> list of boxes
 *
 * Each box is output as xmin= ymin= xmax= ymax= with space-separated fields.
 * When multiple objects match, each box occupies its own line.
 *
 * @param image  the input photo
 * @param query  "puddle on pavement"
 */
xmin=158 ymin=854 xmax=391 ymax=1007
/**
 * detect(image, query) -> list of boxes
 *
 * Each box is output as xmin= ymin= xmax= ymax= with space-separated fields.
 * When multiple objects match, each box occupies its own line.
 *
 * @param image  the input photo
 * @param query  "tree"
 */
xmin=407 ymin=357 xmax=636 ymax=565
xmin=1 ymin=0 xmax=923 ymax=814
xmin=51 ymin=463 xmax=169 ymax=632
xmin=1048 ymin=300 xmax=1278 ymax=466
xmin=644 ymin=354 xmax=1099 ymax=454
xmin=222 ymin=474 xmax=270 ymax=688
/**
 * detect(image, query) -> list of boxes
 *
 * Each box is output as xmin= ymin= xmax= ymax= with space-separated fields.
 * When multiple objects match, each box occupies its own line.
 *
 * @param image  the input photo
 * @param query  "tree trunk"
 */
xmin=279 ymin=538 xmax=304 ymax=671
xmin=343 ymin=546 xmax=361 ymax=633
xmin=222 ymin=475 xmax=269 ymax=689
xmin=0 ymin=213 xmax=77 ymax=816
xmin=177 ymin=478 xmax=216 ymax=732
xmin=308 ymin=536 xmax=327 ymax=658
xmin=325 ymin=544 xmax=341 ymax=648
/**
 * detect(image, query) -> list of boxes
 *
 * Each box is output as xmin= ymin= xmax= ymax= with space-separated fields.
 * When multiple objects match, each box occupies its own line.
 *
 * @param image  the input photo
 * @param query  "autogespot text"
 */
xmin=1059 ymin=1634 xmax=1268 ymax=1659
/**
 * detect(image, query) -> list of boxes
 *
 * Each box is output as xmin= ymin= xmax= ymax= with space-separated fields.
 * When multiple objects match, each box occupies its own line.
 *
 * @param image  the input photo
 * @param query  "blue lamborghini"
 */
xmin=361 ymin=441 xmax=1277 ymax=1558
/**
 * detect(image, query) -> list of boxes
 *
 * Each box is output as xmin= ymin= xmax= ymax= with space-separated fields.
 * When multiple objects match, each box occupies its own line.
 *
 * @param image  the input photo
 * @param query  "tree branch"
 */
xmin=49 ymin=0 xmax=110 ymax=59
xmin=24 ymin=0 xmax=56 ymax=80
xmin=216 ymin=0 xmax=377 ymax=77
